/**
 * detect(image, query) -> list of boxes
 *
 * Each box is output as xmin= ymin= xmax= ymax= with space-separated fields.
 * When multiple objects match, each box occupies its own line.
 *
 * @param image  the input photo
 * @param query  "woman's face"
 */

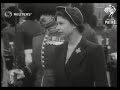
xmin=56 ymin=16 xmax=75 ymax=38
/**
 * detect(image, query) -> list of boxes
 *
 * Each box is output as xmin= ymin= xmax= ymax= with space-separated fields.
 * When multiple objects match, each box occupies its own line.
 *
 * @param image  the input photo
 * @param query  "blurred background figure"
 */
xmin=2 ymin=6 xmax=26 ymax=71
xmin=102 ymin=13 xmax=117 ymax=87
xmin=71 ymin=3 xmax=99 ymax=44
xmin=1 ymin=6 xmax=27 ymax=87
xmin=1 ymin=17 xmax=9 ymax=87
xmin=15 ymin=7 xmax=44 ymax=66
xmin=13 ymin=5 xmax=45 ymax=87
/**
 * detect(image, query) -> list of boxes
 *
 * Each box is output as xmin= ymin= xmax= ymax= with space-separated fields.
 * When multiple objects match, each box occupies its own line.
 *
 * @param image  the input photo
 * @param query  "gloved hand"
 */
xmin=8 ymin=69 xmax=25 ymax=84
xmin=24 ymin=49 xmax=32 ymax=66
xmin=110 ymin=52 xmax=117 ymax=61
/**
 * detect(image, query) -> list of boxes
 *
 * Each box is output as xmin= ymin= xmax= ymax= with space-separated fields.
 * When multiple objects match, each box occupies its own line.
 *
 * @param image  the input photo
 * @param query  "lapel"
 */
xmin=65 ymin=37 xmax=89 ymax=68
xmin=57 ymin=41 xmax=68 ymax=67
xmin=55 ymin=41 xmax=68 ymax=80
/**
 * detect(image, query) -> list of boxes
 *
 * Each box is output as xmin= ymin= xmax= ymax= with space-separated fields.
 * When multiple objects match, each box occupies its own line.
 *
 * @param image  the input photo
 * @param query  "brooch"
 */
xmin=75 ymin=48 xmax=81 ymax=54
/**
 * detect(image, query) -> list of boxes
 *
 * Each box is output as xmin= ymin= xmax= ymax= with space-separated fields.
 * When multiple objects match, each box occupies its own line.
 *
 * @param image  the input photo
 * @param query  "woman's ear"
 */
xmin=73 ymin=25 xmax=77 ymax=30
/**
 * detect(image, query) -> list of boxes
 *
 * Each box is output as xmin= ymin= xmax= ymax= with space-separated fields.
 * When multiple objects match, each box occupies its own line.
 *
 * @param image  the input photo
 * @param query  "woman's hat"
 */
xmin=56 ymin=6 xmax=84 ymax=26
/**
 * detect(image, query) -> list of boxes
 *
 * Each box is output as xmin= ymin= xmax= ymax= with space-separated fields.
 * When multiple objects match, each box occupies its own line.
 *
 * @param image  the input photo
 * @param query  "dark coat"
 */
xmin=14 ymin=20 xmax=44 ymax=69
xmin=54 ymin=37 xmax=108 ymax=87
xmin=26 ymin=32 xmax=56 ymax=87
xmin=15 ymin=20 xmax=43 ymax=50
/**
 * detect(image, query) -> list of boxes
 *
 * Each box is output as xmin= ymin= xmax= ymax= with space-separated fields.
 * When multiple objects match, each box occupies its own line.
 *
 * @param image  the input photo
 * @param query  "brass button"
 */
xmin=41 ymin=56 xmax=44 ymax=59
xmin=45 ymin=34 xmax=48 ymax=38
xmin=43 ymin=42 xmax=46 ymax=45
xmin=44 ymin=38 xmax=47 ymax=42
xmin=41 ymin=51 xmax=44 ymax=54
xmin=42 ymin=46 xmax=45 ymax=49
xmin=42 ymin=65 xmax=45 ymax=67
xmin=42 ymin=60 xmax=44 ymax=63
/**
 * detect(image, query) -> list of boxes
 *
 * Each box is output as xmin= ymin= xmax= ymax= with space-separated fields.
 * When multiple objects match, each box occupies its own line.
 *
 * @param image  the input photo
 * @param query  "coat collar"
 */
xmin=64 ymin=37 xmax=88 ymax=52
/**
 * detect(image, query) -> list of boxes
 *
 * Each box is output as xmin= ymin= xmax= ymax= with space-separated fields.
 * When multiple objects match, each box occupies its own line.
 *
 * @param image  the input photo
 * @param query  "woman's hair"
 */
xmin=55 ymin=10 xmax=84 ymax=33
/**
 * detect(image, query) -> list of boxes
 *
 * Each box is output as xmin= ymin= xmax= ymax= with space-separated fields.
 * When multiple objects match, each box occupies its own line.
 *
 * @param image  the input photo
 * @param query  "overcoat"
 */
xmin=54 ymin=37 xmax=108 ymax=87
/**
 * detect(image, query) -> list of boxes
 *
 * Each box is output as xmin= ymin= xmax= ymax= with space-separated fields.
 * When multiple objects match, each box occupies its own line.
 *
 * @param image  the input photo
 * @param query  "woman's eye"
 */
xmin=59 ymin=22 xmax=63 ymax=25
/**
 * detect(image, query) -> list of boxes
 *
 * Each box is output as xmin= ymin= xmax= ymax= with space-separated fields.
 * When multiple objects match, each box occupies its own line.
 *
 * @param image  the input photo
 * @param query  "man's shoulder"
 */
xmin=33 ymin=31 xmax=46 ymax=37
xmin=32 ymin=32 xmax=46 ymax=46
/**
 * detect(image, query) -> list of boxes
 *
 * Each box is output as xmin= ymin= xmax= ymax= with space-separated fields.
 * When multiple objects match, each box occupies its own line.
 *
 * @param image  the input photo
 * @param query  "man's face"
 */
xmin=56 ymin=16 xmax=75 ymax=38
xmin=48 ymin=23 xmax=57 ymax=33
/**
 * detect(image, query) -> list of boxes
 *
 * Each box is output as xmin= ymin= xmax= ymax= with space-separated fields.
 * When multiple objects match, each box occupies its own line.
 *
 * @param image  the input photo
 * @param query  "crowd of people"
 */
xmin=1 ymin=3 xmax=117 ymax=87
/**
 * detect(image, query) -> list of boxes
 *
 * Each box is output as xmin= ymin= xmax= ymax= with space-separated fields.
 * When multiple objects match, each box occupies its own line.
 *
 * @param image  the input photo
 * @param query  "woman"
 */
xmin=54 ymin=6 xmax=108 ymax=87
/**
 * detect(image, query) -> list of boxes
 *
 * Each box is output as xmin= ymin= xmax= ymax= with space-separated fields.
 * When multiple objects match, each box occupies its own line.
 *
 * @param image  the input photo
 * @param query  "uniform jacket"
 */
xmin=54 ymin=37 xmax=108 ymax=87
xmin=24 ymin=32 xmax=56 ymax=87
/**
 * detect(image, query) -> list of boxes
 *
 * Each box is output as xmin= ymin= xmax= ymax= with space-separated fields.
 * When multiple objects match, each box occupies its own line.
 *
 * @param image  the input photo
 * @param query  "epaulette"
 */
xmin=33 ymin=30 xmax=46 ymax=37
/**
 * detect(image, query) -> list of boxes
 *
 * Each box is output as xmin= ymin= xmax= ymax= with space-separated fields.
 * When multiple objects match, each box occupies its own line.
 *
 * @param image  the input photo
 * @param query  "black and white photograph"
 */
xmin=1 ymin=3 xmax=117 ymax=87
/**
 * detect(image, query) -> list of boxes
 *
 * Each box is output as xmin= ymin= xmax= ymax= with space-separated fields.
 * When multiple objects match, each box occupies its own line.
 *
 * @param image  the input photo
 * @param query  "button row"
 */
xmin=41 ymin=34 xmax=49 ymax=68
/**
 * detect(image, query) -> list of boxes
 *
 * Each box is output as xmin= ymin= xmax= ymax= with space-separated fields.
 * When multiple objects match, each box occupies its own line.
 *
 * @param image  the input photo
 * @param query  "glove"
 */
xmin=8 ymin=69 xmax=25 ymax=84
xmin=110 ymin=52 xmax=117 ymax=61
xmin=24 ymin=49 xmax=32 ymax=65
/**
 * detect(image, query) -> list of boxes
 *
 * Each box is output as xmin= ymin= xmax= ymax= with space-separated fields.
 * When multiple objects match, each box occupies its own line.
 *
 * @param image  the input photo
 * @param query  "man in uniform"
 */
xmin=31 ymin=15 xmax=58 ymax=87
xmin=9 ymin=15 xmax=64 ymax=87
